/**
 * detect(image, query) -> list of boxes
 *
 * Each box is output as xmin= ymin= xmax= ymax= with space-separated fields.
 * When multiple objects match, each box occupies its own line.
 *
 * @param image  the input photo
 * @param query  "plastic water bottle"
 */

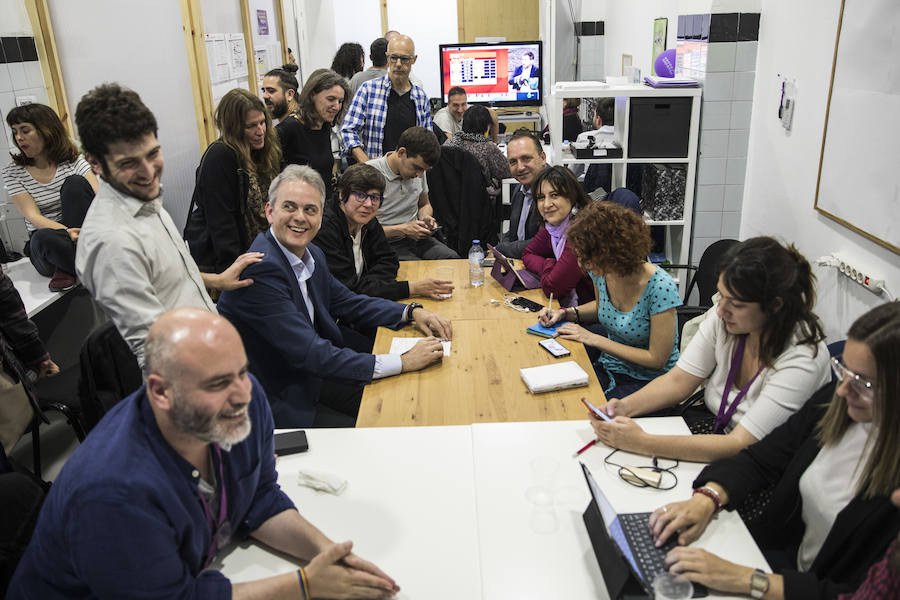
xmin=468 ymin=240 xmax=485 ymax=287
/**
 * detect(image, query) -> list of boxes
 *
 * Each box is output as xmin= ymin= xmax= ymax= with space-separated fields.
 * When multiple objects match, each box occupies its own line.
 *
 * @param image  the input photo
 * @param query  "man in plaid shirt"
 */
xmin=341 ymin=34 xmax=432 ymax=163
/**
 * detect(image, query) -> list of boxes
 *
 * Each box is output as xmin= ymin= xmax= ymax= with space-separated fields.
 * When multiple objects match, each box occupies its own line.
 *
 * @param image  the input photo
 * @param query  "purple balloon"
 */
xmin=654 ymin=49 xmax=677 ymax=77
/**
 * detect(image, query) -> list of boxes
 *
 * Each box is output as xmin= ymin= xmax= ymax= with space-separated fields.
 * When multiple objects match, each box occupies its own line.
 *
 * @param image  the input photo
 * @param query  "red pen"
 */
xmin=573 ymin=439 xmax=597 ymax=457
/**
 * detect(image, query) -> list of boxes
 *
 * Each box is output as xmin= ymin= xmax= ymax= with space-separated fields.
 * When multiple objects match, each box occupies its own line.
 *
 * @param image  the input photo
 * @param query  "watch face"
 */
xmin=751 ymin=571 xmax=770 ymax=595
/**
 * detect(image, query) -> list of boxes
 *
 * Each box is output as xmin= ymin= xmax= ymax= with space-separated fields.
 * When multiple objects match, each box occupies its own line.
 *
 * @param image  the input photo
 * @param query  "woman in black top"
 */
xmin=184 ymin=88 xmax=281 ymax=274
xmin=650 ymin=302 xmax=900 ymax=600
xmin=276 ymin=69 xmax=350 ymax=203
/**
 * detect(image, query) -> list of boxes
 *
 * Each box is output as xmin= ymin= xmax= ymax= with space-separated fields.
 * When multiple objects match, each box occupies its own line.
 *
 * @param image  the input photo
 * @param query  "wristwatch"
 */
xmin=406 ymin=302 xmax=424 ymax=324
xmin=750 ymin=569 xmax=770 ymax=599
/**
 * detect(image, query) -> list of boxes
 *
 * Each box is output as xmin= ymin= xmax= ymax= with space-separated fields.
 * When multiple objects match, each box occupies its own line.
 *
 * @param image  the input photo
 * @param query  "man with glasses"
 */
xmin=313 ymin=163 xmax=454 ymax=300
xmin=341 ymin=33 xmax=432 ymax=163
xmin=217 ymin=165 xmax=452 ymax=428
xmin=366 ymin=127 xmax=459 ymax=260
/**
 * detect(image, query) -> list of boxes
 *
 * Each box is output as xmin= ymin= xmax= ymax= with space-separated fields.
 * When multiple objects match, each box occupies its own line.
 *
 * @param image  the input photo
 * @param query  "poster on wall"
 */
xmin=257 ymin=10 xmax=269 ymax=35
xmin=227 ymin=33 xmax=248 ymax=78
xmin=204 ymin=33 xmax=229 ymax=83
xmin=815 ymin=0 xmax=900 ymax=253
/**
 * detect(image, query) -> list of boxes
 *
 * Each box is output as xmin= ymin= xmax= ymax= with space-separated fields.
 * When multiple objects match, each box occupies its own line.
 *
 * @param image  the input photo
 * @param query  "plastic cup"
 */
xmin=435 ymin=266 xmax=454 ymax=299
xmin=652 ymin=572 xmax=694 ymax=600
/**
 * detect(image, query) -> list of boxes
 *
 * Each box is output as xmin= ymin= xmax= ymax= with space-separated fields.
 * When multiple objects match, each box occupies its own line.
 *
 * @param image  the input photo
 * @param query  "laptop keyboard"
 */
xmin=618 ymin=512 xmax=675 ymax=582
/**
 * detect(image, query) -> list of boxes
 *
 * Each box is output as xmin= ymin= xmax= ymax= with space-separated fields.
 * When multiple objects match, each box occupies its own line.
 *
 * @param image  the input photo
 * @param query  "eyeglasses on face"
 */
xmin=387 ymin=54 xmax=414 ymax=65
xmin=831 ymin=356 xmax=875 ymax=400
xmin=350 ymin=192 xmax=382 ymax=206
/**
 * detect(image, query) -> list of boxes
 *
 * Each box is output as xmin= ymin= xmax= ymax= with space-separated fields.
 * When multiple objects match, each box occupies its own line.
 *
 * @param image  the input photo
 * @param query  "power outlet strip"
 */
xmin=833 ymin=254 xmax=885 ymax=295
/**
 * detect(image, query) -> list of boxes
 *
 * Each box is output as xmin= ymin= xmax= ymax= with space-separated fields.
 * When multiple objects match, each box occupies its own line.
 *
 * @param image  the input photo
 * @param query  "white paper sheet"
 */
xmin=389 ymin=337 xmax=451 ymax=357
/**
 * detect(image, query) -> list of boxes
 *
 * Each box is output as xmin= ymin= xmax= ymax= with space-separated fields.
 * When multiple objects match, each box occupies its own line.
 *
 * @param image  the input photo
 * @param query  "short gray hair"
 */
xmin=268 ymin=164 xmax=326 ymax=206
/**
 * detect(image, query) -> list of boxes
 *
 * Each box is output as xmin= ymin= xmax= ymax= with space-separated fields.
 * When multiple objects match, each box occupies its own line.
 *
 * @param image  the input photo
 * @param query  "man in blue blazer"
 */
xmin=218 ymin=165 xmax=452 ymax=428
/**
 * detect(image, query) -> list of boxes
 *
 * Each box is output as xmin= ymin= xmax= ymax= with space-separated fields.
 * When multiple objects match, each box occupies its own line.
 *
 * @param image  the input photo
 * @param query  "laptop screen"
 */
xmin=580 ymin=462 xmax=643 ymax=580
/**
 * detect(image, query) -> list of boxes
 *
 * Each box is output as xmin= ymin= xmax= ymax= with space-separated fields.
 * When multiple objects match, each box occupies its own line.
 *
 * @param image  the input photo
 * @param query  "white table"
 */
xmin=216 ymin=426 xmax=483 ymax=600
xmin=3 ymin=257 xmax=69 ymax=317
xmin=220 ymin=419 xmax=771 ymax=599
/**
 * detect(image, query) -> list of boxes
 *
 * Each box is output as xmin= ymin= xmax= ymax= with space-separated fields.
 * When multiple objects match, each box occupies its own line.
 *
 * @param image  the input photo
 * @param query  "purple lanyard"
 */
xmin=714 ymin=335 xmax=762 ymax=434
xmin=198 ymin=444 xmax=227 ymax=569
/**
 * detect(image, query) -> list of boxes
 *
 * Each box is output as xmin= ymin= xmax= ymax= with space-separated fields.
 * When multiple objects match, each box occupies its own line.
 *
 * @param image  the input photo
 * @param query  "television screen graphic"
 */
xmin=439 ymin=41 xmax=542 ymax=107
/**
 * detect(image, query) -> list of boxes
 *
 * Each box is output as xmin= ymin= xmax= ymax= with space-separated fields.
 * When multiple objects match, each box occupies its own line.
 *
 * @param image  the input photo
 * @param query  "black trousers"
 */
xmin=26 ymin=175 xmax=95 ymax=276
xmin=311 ymin=324 xmax=377 ymax=428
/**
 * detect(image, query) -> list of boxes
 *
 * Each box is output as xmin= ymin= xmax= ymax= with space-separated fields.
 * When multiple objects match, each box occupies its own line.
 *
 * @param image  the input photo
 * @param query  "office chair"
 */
xmin=665 ymin=239 xmax=739 ymax=338
xmin=77 ymin=321 xmax=142 ymax=433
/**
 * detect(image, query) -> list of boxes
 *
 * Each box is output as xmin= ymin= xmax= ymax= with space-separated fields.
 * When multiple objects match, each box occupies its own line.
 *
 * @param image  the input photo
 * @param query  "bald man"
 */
xmin=10 ymin=308 xmax=399 ymax=599
xmin=341 ymin=34 xmax=432 ymax=162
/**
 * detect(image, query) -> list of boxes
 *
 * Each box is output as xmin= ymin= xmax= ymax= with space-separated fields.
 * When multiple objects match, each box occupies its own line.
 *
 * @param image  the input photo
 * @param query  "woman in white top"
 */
xmin=592 ymin=237 xmax=830 ymax=463
xmin=2 ymin=104 xmax=97 ymax=291
xmin=648 ymin=301 xmax=900 ymax=599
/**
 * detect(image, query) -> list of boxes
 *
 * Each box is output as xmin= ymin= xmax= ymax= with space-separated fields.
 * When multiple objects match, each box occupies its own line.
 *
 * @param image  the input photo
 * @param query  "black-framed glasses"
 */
xmin=350 ymin=192 xmax=382 ymax=206
xmin=387 ymin=54 xmax=414 ymax=65
xmin=831 ymin=356 xmax=875 ymax=400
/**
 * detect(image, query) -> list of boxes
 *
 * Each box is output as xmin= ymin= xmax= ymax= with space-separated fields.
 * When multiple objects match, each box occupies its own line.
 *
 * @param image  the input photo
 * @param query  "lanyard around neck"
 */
xmin=715 ymin=335 xmax=763 ymax=434
xmin=198 ymin=444 xmax=227 ymax=569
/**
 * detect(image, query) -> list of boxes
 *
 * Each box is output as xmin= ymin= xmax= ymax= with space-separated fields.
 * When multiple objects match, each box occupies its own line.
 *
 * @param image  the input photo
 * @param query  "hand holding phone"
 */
xmin=581 ymin=397 xmax=612 ymax=422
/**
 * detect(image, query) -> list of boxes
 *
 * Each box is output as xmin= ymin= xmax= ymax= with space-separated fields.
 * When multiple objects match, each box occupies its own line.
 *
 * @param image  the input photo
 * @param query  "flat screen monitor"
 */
xmin=438 ymin=41 xmax=542 ymax=107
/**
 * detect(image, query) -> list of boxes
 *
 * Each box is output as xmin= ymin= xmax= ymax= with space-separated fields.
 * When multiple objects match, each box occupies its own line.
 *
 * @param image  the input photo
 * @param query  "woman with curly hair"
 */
xmin=330 ymin=42 xmax=365 ymax=81
xmin=589 ymin=237 xmax=831 ymax=464
xmin=2 ymin=104 xmax=98 ymax=291
xmin=521 ymin=165 xmax=594 ymax=306
xmin=539 ymin=201 xmax=681 ymax=398
xmin=184 ymin=88 xmax=281 ymax=275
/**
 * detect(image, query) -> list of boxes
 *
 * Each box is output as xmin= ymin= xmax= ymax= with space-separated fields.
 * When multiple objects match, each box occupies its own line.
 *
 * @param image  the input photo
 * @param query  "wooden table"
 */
xmin=395 ymin=258 xmax=546 ymax=321
xmin=358 ymin=260 xmax=607 ymax=427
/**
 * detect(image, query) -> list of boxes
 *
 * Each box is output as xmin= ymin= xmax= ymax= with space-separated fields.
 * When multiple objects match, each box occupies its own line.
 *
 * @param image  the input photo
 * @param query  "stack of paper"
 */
xmin=520 ymin=361 xmax=589 ymax=394
xmin=643 ymin=75 xmax=698 ymax=88
xmin=389 ymin=337 xmax=451 ymax=357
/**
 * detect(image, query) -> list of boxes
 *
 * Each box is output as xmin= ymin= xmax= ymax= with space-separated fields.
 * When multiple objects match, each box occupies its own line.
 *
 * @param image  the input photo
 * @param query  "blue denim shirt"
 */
xmin=9 ymin=375 xmax=295 ymax=599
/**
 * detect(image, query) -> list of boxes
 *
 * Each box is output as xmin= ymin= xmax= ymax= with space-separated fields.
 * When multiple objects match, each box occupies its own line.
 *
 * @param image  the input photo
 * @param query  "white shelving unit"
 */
xmin=548 ymin=83 xmax=702 ymax=295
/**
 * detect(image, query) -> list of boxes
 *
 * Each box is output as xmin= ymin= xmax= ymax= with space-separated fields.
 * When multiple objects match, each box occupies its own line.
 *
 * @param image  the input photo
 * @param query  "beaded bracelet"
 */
xmin=692 ymin=485 xmax=722 ymax=513
xmin=297 ymin=567 xmax=310 ymax=599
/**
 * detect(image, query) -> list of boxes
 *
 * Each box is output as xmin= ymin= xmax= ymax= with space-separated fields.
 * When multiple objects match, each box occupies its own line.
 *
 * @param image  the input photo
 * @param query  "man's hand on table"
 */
xmin=409 ymin=278 xmax=454 ymax=300
xmin=306 ymin=540 xmax=400 ymax=598
xmin=410 ymin=307 xmax=452 ymax=340
xmin=400 ymin=337 xmax=445 ymax=372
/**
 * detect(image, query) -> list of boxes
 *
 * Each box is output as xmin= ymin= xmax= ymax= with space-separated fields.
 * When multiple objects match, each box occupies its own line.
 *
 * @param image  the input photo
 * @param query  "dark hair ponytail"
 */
xmin=719 ymin=237 xmax=825 ymax=367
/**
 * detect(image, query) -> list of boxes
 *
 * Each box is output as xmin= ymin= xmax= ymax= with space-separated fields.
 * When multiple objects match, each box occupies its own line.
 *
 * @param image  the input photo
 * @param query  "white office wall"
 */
xmin=333 ymin=0 xmax=382 ymax=69
xmin=741 ymin=0 xmax=899 ymax=341
xmin=294 ymin=0 xmax=337 ymax=80
xmin=386 ymin=0 xmax=457 ymax=97
xmin=48 ymin=0 xmax=202 ymax=230
xmin=600 ymin=1 xmax=679 ymax=78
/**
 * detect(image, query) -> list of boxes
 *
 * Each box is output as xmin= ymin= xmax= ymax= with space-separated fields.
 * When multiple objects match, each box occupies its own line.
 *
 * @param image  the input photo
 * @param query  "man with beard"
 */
xmin=8 ymin=308 xmax=401 ymax=599
xmin=73 ymin=83 xmax=259 ymax=366
xmin=261 ymin=67 xmax=299 ymax=123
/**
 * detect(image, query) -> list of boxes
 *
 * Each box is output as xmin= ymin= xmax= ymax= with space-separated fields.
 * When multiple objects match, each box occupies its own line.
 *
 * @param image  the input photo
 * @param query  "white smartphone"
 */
xmin=581 ymin=397 xmax=613 ymax=422
xmin=539 ymin=338 xmax=571 ymax=358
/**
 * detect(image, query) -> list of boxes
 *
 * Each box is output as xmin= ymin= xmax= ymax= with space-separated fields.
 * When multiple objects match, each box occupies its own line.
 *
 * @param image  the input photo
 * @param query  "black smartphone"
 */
xmin=274 ymin=430 xmax=309 ymax=455
xmin=511 ymin=296 xmax=544 ymax=312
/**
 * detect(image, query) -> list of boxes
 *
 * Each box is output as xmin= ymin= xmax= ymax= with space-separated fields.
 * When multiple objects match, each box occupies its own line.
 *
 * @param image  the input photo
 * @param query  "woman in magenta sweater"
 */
xmin=522 ymin=166 xmax=594 ymax=306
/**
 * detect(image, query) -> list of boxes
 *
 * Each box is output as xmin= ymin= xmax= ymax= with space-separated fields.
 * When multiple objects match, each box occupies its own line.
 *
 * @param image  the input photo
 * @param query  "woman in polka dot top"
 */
xmin=539 ymin=201 xmax=681 ymax=399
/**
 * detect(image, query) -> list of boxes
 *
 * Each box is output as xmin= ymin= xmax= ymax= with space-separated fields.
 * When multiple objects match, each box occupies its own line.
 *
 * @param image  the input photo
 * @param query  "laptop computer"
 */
xmin=579 ymin=462 xmax=707 ymax=599
xmin=486 ymin=244 xmax=541 ymax=291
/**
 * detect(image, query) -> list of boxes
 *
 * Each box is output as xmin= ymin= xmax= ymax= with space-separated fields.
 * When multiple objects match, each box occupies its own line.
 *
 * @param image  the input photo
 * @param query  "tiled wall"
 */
xmin=575 ymin=21 xmax=604 ymax=81
xmin=0 ymin=35 xmax=49 ymax=252
xmin=676 ymin=12 xmax=759 ymax=264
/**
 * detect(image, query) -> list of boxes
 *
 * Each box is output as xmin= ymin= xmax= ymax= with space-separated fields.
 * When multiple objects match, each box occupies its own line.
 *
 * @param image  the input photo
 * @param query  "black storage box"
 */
xmin=574 ymin=146 xmax=623 ymax=159
xmin=628 ymin=97 xmax=692 ymax=158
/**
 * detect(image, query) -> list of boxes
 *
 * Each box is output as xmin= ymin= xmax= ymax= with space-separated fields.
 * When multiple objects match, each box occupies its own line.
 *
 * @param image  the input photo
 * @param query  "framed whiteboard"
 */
xmin=814 ymin=0 xmax=900 ymax=254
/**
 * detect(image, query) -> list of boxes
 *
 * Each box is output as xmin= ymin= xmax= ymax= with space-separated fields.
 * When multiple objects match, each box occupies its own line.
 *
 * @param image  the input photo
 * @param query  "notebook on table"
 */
xmin=526 ymin=321 xmax=562 ymax=338
xmin=487 ymin=244 xmax=541 ymax=292
xmin=519 ymin=361 xmax=589 ymax=393
xmin=579 ymin=462 xmax=708 ymax=599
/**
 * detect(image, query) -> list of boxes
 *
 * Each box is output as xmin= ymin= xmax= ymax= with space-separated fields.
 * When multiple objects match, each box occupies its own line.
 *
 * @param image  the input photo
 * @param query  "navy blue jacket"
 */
xmin=9 ymin=375 xmax=293 ymax=599
xmin=217 ymin=231 xmax=407 ymax=427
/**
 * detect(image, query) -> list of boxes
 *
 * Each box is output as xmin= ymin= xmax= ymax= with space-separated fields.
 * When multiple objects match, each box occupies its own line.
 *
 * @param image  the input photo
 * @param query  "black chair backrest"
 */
xmin=426 ymin=145 xmax=498 ymax=255
xmin=689 ymin=239 xmax=739 ymax=306
xmin=77 ymin=322 xmax=142 ymax=432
